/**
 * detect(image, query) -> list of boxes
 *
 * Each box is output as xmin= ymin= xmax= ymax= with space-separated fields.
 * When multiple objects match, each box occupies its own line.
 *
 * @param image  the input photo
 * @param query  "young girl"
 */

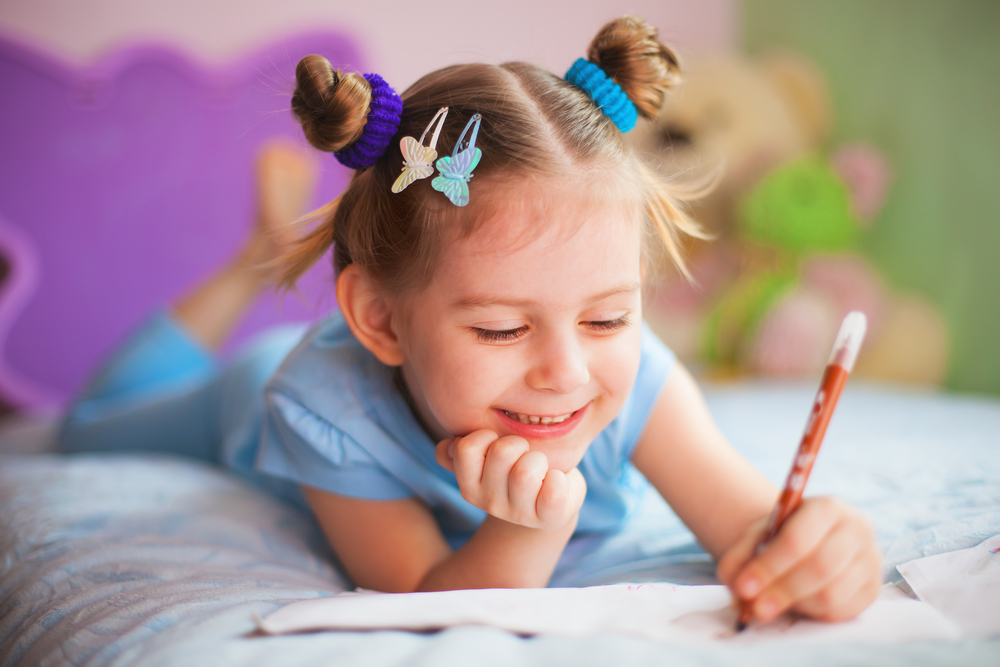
xmin=60 ymin=16 xmax=882 ymax=626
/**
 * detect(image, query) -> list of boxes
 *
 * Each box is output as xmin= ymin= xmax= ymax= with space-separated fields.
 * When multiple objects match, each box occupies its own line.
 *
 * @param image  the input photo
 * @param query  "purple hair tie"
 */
xmin=334 ymin=73 xmax=403 ymax=170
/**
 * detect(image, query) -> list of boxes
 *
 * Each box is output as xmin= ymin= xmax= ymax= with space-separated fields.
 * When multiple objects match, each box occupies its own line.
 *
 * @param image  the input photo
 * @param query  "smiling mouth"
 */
xmin=501 ymin=409 xmax=578 ymax=425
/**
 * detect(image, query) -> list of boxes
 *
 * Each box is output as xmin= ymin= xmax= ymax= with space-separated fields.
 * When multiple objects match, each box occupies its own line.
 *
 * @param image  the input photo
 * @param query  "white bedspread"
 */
xmin=1 ymin=381 xmax=998 ymax=666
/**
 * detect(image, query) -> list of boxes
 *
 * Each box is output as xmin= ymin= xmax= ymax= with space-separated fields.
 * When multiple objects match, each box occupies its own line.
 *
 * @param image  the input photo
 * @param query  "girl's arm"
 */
xmin=303 ymin=429 xmax=586 ymax=593
xmin=630 ymin=363 xmax=777 ymax=559
xmin=303 ymin=485 xmax=577 ymax=593
xmin=631 ymin=363 xmax=881 ymax=623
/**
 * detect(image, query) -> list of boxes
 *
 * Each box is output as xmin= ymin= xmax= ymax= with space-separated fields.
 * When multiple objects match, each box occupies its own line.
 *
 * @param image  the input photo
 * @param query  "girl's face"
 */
xmin=395 ymin=183 xmax=644 ymax=472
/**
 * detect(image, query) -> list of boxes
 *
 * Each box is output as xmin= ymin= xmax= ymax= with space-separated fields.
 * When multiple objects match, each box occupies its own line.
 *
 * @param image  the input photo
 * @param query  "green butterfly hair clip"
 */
xmin=432 ymin=113 xmax=483 ymax=207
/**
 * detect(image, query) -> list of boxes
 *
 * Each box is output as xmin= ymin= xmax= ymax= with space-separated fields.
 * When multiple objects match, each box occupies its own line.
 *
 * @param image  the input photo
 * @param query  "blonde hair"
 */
xmin=281 ymin=15 xmax=706 ymax=294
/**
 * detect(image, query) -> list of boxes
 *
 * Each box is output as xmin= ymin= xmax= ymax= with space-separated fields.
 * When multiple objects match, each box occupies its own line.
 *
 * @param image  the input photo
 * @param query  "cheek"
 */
xmin=597 ymin=326 xmax=644 ymax=405
xmin=412 ymin=335 xmax=516 ymax=430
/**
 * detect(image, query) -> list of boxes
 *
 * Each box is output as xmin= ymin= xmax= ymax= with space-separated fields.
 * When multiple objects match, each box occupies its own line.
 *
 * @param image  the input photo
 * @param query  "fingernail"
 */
xmin=447 ymin=439 xmax=456 ymax=459
xmin=739 ymin=575 xmax=761 ymax=598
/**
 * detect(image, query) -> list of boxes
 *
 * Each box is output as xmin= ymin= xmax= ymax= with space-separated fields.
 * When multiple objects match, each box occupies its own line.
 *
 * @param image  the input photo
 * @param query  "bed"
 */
xmin=1 ymin=30 xmax=998 ymax=667
xmin=1 ymin=381 xmax=999 ymax=666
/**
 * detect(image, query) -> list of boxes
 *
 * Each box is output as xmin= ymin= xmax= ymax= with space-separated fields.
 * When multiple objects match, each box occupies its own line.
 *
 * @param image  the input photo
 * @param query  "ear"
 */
xmin=336 ymin=265 xmax=405 ymax=366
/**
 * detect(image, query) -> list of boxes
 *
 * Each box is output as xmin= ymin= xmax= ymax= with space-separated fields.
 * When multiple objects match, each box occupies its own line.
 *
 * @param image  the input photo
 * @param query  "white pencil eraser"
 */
xmin=829 ymin=311 xmax=868 ymax=372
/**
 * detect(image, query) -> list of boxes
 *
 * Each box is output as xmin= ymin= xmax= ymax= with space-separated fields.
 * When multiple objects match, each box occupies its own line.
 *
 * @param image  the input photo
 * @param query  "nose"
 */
xmin=525 ymin=330 xmax=590 ymax=394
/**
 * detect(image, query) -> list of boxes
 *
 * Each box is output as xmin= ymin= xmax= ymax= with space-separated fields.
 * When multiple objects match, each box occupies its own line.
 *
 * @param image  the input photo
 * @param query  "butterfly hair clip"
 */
xmin=432 ymin=113 xmax=483 ymax=207
xmin=391 ymin=106 xmax=450 ymax=194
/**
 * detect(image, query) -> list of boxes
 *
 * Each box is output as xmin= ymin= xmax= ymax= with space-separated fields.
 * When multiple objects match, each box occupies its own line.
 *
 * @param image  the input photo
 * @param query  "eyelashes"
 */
xmin=472 ymin=316 xmax=631 ymax=343
xmin=588 ymin=315 xmax=631 ymax=332
xmin=474 ymin=326 xmax=529 ymax=343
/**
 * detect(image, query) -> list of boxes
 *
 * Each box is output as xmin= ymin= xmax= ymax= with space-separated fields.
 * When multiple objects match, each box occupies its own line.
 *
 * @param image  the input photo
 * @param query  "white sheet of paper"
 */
xmin=897 ymin=533 xmax=1000 ymax=639
xmin=256 ymin=582 xmax=960 ymax=644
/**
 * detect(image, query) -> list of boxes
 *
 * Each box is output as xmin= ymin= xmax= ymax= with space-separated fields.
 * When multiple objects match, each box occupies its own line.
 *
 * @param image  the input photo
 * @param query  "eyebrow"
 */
xmin=452 ymin=282 xmax=641 ymax=310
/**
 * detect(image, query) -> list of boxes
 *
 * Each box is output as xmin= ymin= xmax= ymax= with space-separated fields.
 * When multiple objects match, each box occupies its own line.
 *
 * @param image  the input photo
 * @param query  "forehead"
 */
xmin=457 ymin=168 xmax=644 ymax=247
xmin=429 ymin=177 xmax=643 ymax=304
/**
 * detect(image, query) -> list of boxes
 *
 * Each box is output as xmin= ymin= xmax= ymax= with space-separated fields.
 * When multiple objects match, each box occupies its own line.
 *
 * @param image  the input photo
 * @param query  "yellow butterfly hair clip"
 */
xmin=391 ymin=106 xmax=449 ymax=193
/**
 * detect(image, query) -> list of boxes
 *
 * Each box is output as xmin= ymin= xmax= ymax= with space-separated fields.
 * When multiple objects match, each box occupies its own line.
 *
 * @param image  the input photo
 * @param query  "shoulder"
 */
xmin=580 ymin=322 xmax=675 ymax=474
xmin=256 ymin=311 xmax=415 ymax=500
xmin=623 ymin=322 xmax=676 ymax=443
xmin=638 ymin=321 xmax=676 ymax=389
xmin=268 ymin=311 xmax=373 ymax=391
xmin=265 ymin=311 xmax=397 ymax=417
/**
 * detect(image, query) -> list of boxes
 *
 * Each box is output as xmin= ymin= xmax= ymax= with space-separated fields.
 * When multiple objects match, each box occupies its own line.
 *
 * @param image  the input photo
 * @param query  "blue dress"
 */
xmin=59 ymin=311 xmax=699 ymax=581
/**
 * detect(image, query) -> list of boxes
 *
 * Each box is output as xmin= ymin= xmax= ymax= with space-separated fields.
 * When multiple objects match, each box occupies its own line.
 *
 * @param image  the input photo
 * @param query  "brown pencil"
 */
xmin=735 ymin=311 xmax=867 ymax=632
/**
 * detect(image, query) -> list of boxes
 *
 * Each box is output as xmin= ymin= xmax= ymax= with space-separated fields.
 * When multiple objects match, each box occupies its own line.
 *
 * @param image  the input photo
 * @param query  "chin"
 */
xmin=525 ymin=433 xmax=594 ymax=472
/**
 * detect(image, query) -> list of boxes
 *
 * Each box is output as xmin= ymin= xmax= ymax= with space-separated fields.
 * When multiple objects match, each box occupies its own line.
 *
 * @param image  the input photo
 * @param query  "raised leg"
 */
xmin=59 ymin=141 xmax=317 ymax=460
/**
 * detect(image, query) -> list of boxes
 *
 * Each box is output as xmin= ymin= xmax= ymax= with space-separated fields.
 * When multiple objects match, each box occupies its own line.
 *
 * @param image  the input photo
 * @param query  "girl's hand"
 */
xmin=435 ymin=430 xmax=586 ymax=530
xmin=716 ymin=497 xmax=882 ymax=624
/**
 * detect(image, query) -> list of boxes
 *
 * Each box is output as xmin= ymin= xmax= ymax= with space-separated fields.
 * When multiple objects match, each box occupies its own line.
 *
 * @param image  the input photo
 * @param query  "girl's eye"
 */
xmin=585 ymin=315 xmax=631 ymax=332
xmin=473 ymin=326 xmax=528 ymax=343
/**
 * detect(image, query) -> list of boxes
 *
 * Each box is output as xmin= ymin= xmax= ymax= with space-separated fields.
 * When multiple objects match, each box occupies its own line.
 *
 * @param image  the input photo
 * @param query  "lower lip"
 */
xmin=495 ymin=403 xmax=589 ymax=439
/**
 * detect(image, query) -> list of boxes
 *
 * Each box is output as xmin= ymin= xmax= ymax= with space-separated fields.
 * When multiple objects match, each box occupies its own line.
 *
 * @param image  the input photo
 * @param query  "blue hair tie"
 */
xmin=564 ymin=58 xmax=638 ymax=133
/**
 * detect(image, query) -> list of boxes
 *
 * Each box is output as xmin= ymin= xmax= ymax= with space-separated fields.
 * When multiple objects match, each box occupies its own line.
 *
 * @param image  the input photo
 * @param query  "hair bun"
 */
xmin=586 ymin=15 xmax=681 ymax=120
xmin=291 ymin=54 xmax=372 ymax=153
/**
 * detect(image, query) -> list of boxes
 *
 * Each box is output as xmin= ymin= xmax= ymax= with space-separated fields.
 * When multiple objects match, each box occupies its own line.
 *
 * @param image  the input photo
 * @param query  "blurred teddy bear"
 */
xmin=633 ymin=54 xmax=948 ymax=386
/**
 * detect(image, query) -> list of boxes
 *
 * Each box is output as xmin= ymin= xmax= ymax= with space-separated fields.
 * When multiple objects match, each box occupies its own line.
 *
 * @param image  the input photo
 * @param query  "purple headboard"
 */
xmin=0 ymin=32 xmax=363 ymax=409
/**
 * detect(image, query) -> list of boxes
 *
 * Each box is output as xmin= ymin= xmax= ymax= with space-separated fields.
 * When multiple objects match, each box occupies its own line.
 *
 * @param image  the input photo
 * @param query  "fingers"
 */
xmin=727 ymin=497 xmax=882 ymax=625
xmin=481 ymin=436 xmax=531 ymax=509
xmin=508 ymin=450 xmax=549 ymax=516
xmin=537 ymin=467 xmax=587 ymax=528
xmin=434 ymin=438 xmax=456 ymax=472
xmin=716 ymin=516 xmax=767 ymax=588
xmin=733 ymin=498 xmax=841 ymax=602
xmin=793 ymin=546 xmax=883 ymax=622
xmin=437 ymin=429 xmax=584 ymax=529
xmin=448 ymin=430 xmax=499 ymax=497
xmin=748 ymin=512 xmax=871 ymax=621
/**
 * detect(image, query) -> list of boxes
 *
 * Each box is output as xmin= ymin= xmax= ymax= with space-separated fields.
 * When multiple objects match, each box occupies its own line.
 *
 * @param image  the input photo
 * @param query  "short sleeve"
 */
xmin=619 ymin=323 xmax=676 ymax=459
xmin=256 ymin=390 xmax=413 ymax=500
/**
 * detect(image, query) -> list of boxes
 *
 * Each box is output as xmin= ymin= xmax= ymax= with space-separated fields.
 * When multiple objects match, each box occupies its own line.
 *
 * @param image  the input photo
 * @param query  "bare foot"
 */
xmin=242 ymin=139 xmax=318 ymax=278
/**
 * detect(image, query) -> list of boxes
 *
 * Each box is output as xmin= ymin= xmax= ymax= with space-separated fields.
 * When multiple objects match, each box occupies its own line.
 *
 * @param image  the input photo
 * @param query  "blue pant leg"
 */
xmin=58 ymin=375 xmax=225 ymax=462
xmin=59 ymin=314 xmax=308 ymax=490
xmin=75 ymin=311 xmax=217 ymax=402
xmin=59 ymin=312 xmax=222 ymax=461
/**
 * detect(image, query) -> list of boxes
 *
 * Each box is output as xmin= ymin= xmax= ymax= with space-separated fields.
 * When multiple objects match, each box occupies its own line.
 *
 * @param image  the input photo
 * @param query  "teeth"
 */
xmin=504 ymin=410 xmax=575 ymax=425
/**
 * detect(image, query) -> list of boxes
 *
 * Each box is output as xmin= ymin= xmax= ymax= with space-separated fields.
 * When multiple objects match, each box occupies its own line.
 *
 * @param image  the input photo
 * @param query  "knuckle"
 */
xmin=536 ymin=503 xmax=566 ymax=530
xmin=808 ymin=554 xmax=834 ymax=581
xmin=543 ymin=486 xmax=567 ymax=509
xmin=814 ymin=496 xmax=839 ymax=511
xmin=857 ymin=514 xmax=877 ymax=541
xmin=491 ymin=438 xmax=524 ymax=460
xmin=483 ymin=498 xmax=505 ymax=517
xmin=811 ymin=586 xmax=836 ymax=610
xmin=782 ymin=531 xmax=810 ymax=559
xmin=510 ymin=463 xmax=542 ymax=488
xmin=458 ymin=486 xmax=480 ymax=506
xmin=454 ymin=437 xmax=478 ymax=458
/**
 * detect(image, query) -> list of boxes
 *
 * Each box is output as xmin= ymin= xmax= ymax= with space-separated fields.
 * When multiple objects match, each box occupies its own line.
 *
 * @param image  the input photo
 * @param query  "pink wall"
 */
xmin=0 ymin=0 xmax=736 ymax=86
